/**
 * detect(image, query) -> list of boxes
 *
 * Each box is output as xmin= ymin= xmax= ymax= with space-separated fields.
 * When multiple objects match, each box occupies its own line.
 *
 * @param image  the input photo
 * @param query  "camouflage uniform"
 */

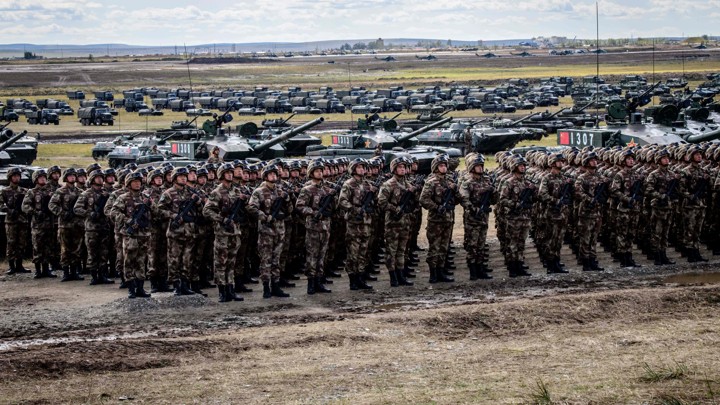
xmin=458 ymin=156 xmax=495 ymax=279
xmin=537 ymin=165 xmax=572 ymax=274
xmin=573 ymin=154 xmax=607 ymax=271
xmin=295 ymin=172 xmax=334 ymax=294
xmin=339 ymin=168 xmax=375 ymax=290
xmin=202 ymin=171 xmax=245 ymax=302
xmin=419 ymin=158 xmax=457 ymax=283
xmin=377 ymin=159 xmax=414 ymax=287
xmin=1 ymin=180 xmax=29 ymax=273
xmin=21 ymin=172 xmax=55 ymax=277
xmin=610 ymin=151 xmax=644 ymax=267
xmin=145 ymin=175 xmax=170 ymax=291
xmin=645 ymin=152 xmax=678 ymax=265
xmin=497 ymin=161 xmax=535 ymax=276
xmin=679 ymin=148 xmax=711 ymax=261
xmin=48 ymin=174 xmax=85 ymax=280
xmin=73 ymin=180 xmax=113 ymax=284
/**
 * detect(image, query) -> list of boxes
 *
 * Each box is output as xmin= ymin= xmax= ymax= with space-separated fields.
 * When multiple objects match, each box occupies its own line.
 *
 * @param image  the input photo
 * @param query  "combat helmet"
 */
xmin=32 ymin=169 xmax=47 ymax=184
xmin=6 ymin=167 xmax=22 ymax=181
xmin=348 ymin=158 xmax=367 ymax=175
xmin=88 ymin=169 xmax=104 ymax=185
xmin=147 ymin=168 xmax=164 ymax=185
xmin=216 ymin=163 xmax=235 ymax=180
xmin=62 ymin=168 xmax=77 ymax=182
xmin=125 ymin=170 xmax=144 ymax=187
xmin=467 ymin=154 xmax=485 ymax=172
xmin=171 ymin=167 xmax=190 ymax=182
xmin=307 ymin=158 xmax=326 ymax=176
xmin=261 ymin=164 xmax=279 ymax=180
xmin=430 ymin=154 xmax=450 ymax=173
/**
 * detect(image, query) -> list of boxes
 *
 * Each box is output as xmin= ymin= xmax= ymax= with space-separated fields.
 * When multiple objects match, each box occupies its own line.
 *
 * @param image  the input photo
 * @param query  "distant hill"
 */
xmin=0 ymin=38 xmax=532 ymax=58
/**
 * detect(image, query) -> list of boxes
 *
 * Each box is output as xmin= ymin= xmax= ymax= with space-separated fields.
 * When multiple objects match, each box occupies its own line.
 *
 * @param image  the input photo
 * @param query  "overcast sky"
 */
xmin=0 ymin=0 xmax=716 ymax=45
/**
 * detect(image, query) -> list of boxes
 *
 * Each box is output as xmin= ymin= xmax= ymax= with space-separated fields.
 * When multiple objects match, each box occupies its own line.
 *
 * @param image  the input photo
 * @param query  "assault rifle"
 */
xmin=64 ymin=195 xmax=79 ymax=221
xmin=9 ymin=193 xmax=24 ymax=220
xmin=690 ymin=177 xmax=708 ymax=203
xmin=437 ymin=172 xmax=459 ymax=215
xmin=267 ymin=195 xmax=286 ymax=223
xmin=473 ymin=189 xmax=493 ymax=220
xmin=223 ymin=197 xmax=247 ymax=231
xmin=170 ymin=194 xmax=199 ymax=230
xmin=555 ymin=181 xmax=573 ymax=211
xmin=91 ymin=194 xmax=109 ymax=221
xmin=356 ymin=176 xmax=384 ymax=221
xmin=513 ymin=187 xmax=535 ymax=214
xmin=587 ymin=182 xmax=609 ymax=209
xmin=626 ymin=179 xmax=644 ymax=209
xmin=393 ymin=175 xmax=426 ymax=220
xmin=658 ymin=178 xmax=678 ymax=207
xmin=39 ymin=194 xmax=51 ymax=220
xmin=315 ymin=181 xmax=342 ymax=221
xmin=126 ymin=202 xmax=150 ymax=236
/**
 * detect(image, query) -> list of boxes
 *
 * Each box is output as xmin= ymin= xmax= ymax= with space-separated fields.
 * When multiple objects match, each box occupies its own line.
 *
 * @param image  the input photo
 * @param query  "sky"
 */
xmin=0 ymin=0 xmax=717 ymax=45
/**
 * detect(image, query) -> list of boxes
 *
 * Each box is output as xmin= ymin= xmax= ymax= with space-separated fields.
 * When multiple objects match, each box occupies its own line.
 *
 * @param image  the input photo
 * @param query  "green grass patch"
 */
xmin=640 ymin=362 xmax=689 ymax=383
xmin=529 ymin=379 xmax=553 ymax=404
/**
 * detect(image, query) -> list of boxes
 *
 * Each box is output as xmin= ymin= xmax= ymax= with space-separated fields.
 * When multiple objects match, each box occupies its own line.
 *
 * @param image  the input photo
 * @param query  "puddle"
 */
xmin=0 ymin=328 xmax=191 ymax=352
xmin=663 ymin=272 xmax=720 ymax=285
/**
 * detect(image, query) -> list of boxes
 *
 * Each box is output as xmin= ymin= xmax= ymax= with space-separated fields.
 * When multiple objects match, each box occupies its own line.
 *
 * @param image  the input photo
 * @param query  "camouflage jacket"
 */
xmin=498 ymin=174 xmax=536 ymax=220
xmin=21 ymin=185 xmax=53 ymax=229
xmin=145 ymin=185 xmax=166 ymax=228
xmin=111 ymin=189 xmax=152 ymax=237
xmin=202 ymin=182 xmax=246 ymax=236
xmin=339 ymin=175 xmax=374 ymax=225
xmin=538 ymin=172 xmax=573 ymax=219
xmin=645 ymin=166 xmax=680 ymax=211
xmin=157 ymin=185 xmax=203 ymax=238
xmin=73 ymin=185 xmax=112 ymax=232
xmin=610 ymin=167 xmax=645 ymax=212
xmin=420 ymin=174 xmax=458 ymax=223
xmin=105 ymin=188 xmax=127 ymax=232
xmin=459 ymin=173 xmax=494 ymax=224
xmin=378 ymin=175 xmax=413 ymax=227
xmin=679 ymin=162 xmax=711 ymax=208
xmin=574 ymin=170 xmax=607 ymax=218
xmin=247 ymin=181 xmax=292 ymax=226
xmin=1 ymin=183 xmax=28 ymax=224
xmin=295 ymin=180 xmax=332 ymax=232
xmin=48 ymin=184 xmax=83 ymax=229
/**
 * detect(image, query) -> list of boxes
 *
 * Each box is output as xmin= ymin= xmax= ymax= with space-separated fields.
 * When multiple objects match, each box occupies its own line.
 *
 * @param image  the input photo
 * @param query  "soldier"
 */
xmin=610 ymin=149 xmax=644 ymax=268
xmin=158 ymin=167 xmax=204 ymax=296
xmin=191 ymin=167 xmax=213 ymax=289
xmin=459 ymin=154 xmax=495 ymax=280
xmin=143 ymin=169 xmax=172 ymax=293
xmin=207 ymin=146 xmax=223 ymax=164
xmin=377 ymin=157 xmax=414 ymax=287
xmin=105 ymin=169 xmax=130 ymax=288
xmin=1 ymin=167 xmax=30 ymax=274
xmin=48 ymin=168 xmax=85 ymax=281
xmin=574 ymin=152 xmax=607 ymax=271
xmin=679 ymin=146 xmax=710 ymax=262
xmin=73 ymin=170 xmax=114 ymax=285
xmin=76 ymin=168 xmax=87 ymax=191
xmin=110 ymin=171 xmax=152 ymax=299
xmin=497 ymin=156 xmax=535 ymax=277
xmin=202 ymin=162 xmax=245 ymax=302
xmin=420 ymin=154 xmax=457 ymax=283
xmin=645 ymin=149 xmax=678 ymax=265
xmin=537 ymin=153 xmax=572 ymax=274
xmin=247 ymin=164 xmax=292 ymax=298
xmin=231 ymin=161 xmax=255 ymax=293
xmin=295 ymin=159 xmax=334 ymax=295
xmin=338 ymin=158 xmax=375 ymax=290
xmin=21 ymin=169 xmax=56 ymax=278
xmin=46 ymin=165 xmax=62 ymax=273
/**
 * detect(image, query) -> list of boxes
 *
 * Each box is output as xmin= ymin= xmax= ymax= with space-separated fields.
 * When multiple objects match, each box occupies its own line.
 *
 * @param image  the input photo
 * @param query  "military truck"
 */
xmin=80 ymin=99 xmax=109 ymax=109
xmin=263 ymin=98 xmax=293 ymax=113
xmin=0 ymin=107 xmax=19 ymax=122
xmin=25 ymin=110 xmax=60 ymax=125
xmin=66 ymin=90 xmax=85 ymax=100
xmin=93 ymin=91 xmax=114 ymax=101
xmin=315 ymin=99 xmax=346 ymax=113
xmin=78 ymin=107 xmax=114 ymax=126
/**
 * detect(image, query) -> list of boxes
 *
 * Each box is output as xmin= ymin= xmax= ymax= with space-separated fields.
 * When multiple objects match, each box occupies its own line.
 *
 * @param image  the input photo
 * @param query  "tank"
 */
xmin=401 ymin=109 xmax=452 ymax=130
xmin=166 ymin=117 xmax=326 ymax=161
xmin=556 ymin=100 xmax=602 ymax=127
xmin=413 ymin=119 xmax=535 ymax=154
xmin=0 ymin=123 xmax=38 ymax=165
xmin=304 ymin=117 xmax=462 ymax=175
xmin=229 ymin=114 xmax=322 ymax=155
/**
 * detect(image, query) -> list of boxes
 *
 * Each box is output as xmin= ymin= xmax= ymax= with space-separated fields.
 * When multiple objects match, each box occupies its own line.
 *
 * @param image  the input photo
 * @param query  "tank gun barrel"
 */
xmin=390 ymin=112 xmax=402 ymax=121
xmin=396 ymin=116 xmax=453 ymax=143
xmin=0 ymin=130 xmax=27 ymax=152
xmin=573 ymin=99 xmax=596 ymax=113
xmin=546 ymin=107 xmax=569 ymax=119
xmin=280 ymin=113 xmax=297 ymax=125
xmin=253 ymin=117 xmax=324 ymax=153
xmin=684 ymin=130 xmax=720 ymax=143
xmin=628 ymin=81 xmax=661 ymax=112
xmin=509 ymin=112 xmax=535 ymax=127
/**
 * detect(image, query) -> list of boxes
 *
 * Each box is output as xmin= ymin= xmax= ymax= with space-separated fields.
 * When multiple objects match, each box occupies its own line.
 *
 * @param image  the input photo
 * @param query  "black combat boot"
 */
xmin=271 ymin=280 xmax=290 ymax=297
xmin=6 ymin=260 xmax=16 ymax=275
xmin=127 ymin=279 xmax=137 ymax=299
xmin=315 ymin=277 xmax=332 ymax=293
xmin=234 ymin=276 xmax=253 ymax=293
xmin=173 ymin=280 xmax=183 ymax=296
xmin=243 ymin=272 xmax=259 ymax=284
xmin=469 ymin=262 xmax=478 ymax=281
xmin=42 ymin=263 xmax=56 ymax=278
xmin=389 ymin=270 xmax=399 ymax=287
xmin=363 ymin=271 xmax=378 ymax=282
xmin=33 ymin=262 xmax=43 ymax=279
xmin=135 ymin=280 xmax=151 ymax=298
xmin=589 ymin=258 xmax=604 ymax=271
xmin=179 ymin=279 xmax=196 ymax=296
xmin=71 ymin=263 xmax=84 ymax=281
xmin=262 ymin=281 xmax=272 ymax=299
xmin=661 ymin=250 xmax=675 ymax=265
xmin=403 ymin=265 xmax=416 ymax=279
xmin=61 ymin=266 xmax=72 ymax=282
xmin=654 ymin=251 xmax=664 ymax=266
xmin=367 ymin=262 xmax=381 ymax=275
xmin=436 ymin=266 xmax=454 ymax=283
xmin=99 ymin=266 xmax=114 ymax=284
xmin=150 ymin=277 xmax=160 ymax=293
xmin=307 ymin=277 xmax=316 ymax=295
xmin=396 ymin=269 xmax=414 ymax=286
xmin=551 ymin=258 xmax=568 ymax=274
xmin=356 ymin=274 xmax=373 ymax=290
xmin=476 ymin=263 xmax=493 ymax=279
xmin=428 ymin=267 xmax=438 ymax=284
xmin=278 ymin=277 xmax=296 ymax=288
xmin=626 ymin=252 xmax=641 ymax=268
xmin=89 ymin=268 xmax=100 ymax=285
xmin=515 ymin=261 xmax=532 ymax=277
xmin=694 ymin=248 xmax=709 ymax=262
xmin=508 ymin=262 xmax=518 ymax=278
xmin=190 ymin=281 xmax=207 ymax=297
xmin=348 ymin=274 xmax=358 ymax=291
xmin=226 ymin=285 xmax=243 ymax=301
xmin=14 ymin=259 xmax=30 ymax=274
xmin=217 ymin=285 xmax=228 ymax=302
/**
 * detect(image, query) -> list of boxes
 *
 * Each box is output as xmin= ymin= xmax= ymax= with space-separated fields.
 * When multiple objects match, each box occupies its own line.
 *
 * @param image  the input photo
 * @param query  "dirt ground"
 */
xmin=1 ymin=213 xmax=719 ymax=404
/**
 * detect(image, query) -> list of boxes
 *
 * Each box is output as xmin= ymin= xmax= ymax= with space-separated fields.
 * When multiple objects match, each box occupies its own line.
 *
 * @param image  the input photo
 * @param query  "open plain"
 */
xmin=1 ymin=47 xmax=720 ymax=404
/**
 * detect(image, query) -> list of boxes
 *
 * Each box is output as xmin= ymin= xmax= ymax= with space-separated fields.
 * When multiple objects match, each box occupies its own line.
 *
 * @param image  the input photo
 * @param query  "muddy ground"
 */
xmin=1 ymin=216 xmax=720 ymax=404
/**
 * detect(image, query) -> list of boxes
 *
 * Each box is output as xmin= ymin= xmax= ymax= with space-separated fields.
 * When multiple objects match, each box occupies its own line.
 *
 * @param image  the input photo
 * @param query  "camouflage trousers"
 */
xmin=146 ymin=224 xmax=168 ymax=279
xmin=290 ymin=221 xmax=306 ymax=266
xmin=426 ymin=221 xmax=453 ymax=268
xmin=544 ymin=215 xmax=568 ymax=260
xmin=123 ymin=235 xmax=149 ymax=282
xmin=326 ymin=215 xmax=345 ymax=265
xmin=167 ymin=236 xmax=195 ymax=282
xmin=51 ymin=223 xmax=60 ymax=266
xmin=258 ymin=221 xmax=285 ymax=283
xmin=234 ymin=231 xmax=250 ymax=279
xmin=31 ymin=227 xmax=54 ymax=264
xmin=114 ymin=227 xmax=124 ymax=277
xmin=192 ymin=225 xmax=212 ymax=282
xmin=504 ymin=218 xmax=530 ymax=262
xmin=614 ymin=210 xmax=639 ymax=254
xmin=305 ymin=228 xmax=330 ymax=278
xmin=84 ymin=230 xmax=110 ymax=273
xmin=345 ymin=223 xmax=372 ymax=275
xmin=107 ymin=232 xmax=117 ymax=275
xmin=496 ymin=214 xmax=508 ymax=258
xmin=405 ymin=210 xmax=422 ymax=264
xmin=463 ymin=220 xmax=489 ymax=264
xmin=280 ymin=219 xmax=293 ymax=271
xmin=650 ymin=208 xmax=672 ymax=251
xmin=213 ymin=234 xmax=241 ymax=286
xmin=384 ymin=224 xmax=409 ymax=272
xmin=577 ymin=215 xmax=602 ymax=260
xmin=59 ymin=226 xmax=83 ymax=267
xmin=5 ymin=223 xmax=28 ymax=262
xmin=682 ymin=207 xmax=706 ymax=250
